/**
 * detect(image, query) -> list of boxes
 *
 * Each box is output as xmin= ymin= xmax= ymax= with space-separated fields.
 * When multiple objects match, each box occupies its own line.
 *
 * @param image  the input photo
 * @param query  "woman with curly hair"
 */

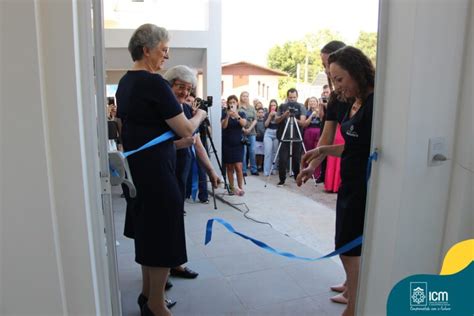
xmin=298 ymin=46 xmax=375 ymax=316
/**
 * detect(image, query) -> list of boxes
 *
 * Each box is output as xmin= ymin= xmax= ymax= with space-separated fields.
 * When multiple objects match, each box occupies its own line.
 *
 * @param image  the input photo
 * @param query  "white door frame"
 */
xmin=77 ymin=0 xmax=122 ymax=314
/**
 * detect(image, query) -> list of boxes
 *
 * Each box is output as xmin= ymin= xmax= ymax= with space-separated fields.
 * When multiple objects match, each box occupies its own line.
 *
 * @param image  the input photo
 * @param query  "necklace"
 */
xmin=352 ymin=99 xmax=362 ymax=112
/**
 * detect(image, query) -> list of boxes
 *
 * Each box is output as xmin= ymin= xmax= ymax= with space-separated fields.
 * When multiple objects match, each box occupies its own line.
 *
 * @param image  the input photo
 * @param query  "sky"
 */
xmin=221 ymin=0 xmax=379 ymax=65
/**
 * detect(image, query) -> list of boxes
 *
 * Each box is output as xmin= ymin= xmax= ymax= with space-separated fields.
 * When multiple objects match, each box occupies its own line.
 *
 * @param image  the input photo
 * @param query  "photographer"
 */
xmin=275 ymin=88 xmax=307 ymax=185
xmin=221 ymin=95 xmax=247 ymax=196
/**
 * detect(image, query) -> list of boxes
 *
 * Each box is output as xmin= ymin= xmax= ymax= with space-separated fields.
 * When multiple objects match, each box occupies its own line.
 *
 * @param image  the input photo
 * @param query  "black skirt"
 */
xmin=124 ymin=141 xmax=187 ymax=267
xmin=335 ymin=178 xmax=367 ymax=256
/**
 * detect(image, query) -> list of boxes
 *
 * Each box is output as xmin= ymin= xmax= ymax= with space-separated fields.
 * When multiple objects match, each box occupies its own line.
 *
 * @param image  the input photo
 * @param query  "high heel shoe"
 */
xmin=141 ymin=303 xmax=155 ymax=316
xmin=137 ymin=293 xmax=147 ymax=311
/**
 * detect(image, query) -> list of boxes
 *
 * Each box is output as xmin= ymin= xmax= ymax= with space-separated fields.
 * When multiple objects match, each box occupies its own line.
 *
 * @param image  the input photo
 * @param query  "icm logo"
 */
xmin=410 ymin=282 xmax=428 ymax=306
xmin=429 ymin=291 xmax=449 ymax=302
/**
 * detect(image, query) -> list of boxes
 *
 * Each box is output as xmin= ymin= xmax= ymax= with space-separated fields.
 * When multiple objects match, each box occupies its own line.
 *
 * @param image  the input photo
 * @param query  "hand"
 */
xmin=191 ymin=100 xmax=199 ymax=114
xmin=284 ymin=110 xmax=290 ymax=117
xmin=270 ymin=111 xmax=277 ymax=117
xmin=181 ymin=136 xmax=195 ymax=148
xmin=301 ymin=147 xmax=325 ymax=166
xmin=229 ymin=110 xmax=239 ymax=119
xmin=195 ymin=108 xmax=208 ymax=120
xmin=209 ymin=172 xmax=221 ymax=189
xmin=242 ymin=128 xmax=250 ymax=135
xmin=296 ymin=164 xmax=316 ymax=186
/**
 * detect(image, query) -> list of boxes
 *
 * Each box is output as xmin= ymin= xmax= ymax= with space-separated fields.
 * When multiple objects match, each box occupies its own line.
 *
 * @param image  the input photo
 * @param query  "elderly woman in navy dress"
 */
xmin=116 ymin=24 xmax=207 ymax=316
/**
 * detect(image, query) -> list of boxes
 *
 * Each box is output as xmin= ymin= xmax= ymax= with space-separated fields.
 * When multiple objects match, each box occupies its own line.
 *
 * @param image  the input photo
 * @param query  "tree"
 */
xmin=267 ymin=29 xmax=344 ymax=97
xmin=267 ymin=40 xmax=307 ymax=78
xmin=354 ymin=31 xmax=378 ymax=66
xmin=277 ymin=77 xmax=297 ymax=100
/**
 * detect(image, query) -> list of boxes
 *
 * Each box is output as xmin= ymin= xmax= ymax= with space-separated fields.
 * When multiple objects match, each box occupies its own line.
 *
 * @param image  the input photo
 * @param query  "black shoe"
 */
xmin=277 ymin=180 xmax=285 ymax=186
xmin=138 ymin=293 xmax=147 ymax=311
xmin=165 ymin=298 xmax=177 ymax=309
xmin=165 ymin=279 xmax=173 ymax=290
xmin=243 ymin=172 xmax=248 ymax=177
xmin=316 ymin=177 xmax=324 ymax=184
xmin=170 ymin=266 xmax=199 ymax=279
xmin=251 ymin=171 xmax=259 ymax=176
xmin=142 ymin=303 xmax=154 ymax=316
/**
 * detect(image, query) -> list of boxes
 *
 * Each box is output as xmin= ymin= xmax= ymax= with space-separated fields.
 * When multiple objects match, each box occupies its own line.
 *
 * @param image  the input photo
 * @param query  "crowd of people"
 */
xmin=220 ymin=86 xmax=342 ymax=190
xmin=112 ymin=22 xmax=375 ymax=316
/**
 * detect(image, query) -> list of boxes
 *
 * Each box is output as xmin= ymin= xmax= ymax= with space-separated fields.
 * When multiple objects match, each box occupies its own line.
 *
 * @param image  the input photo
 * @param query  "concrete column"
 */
xmin=204 ymin=0 xmax=223 ymax=171
xmin=0 ymin=1 xmax=108 ymax=314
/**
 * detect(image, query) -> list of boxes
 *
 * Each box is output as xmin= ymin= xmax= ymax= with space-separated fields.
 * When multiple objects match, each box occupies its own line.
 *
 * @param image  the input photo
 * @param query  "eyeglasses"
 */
xmin=173 ymin=81 xmax=193 ymax=93
xmin=161 ymin=47 xmax=170 ymax=55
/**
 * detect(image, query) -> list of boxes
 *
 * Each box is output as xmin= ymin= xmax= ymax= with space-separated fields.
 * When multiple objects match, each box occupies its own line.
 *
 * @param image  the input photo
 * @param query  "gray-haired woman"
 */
xmin=163 ymin=65 xmax=221 ymax=278
xmin=116 ymin=24 xmax=207 ymax=316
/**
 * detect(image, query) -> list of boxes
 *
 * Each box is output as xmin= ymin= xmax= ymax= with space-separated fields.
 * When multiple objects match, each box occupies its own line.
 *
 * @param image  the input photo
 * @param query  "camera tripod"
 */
xmin=199 ymin=118 xmax=231 ymax=209
xmin=265 ymin=114 xmax=316 ymax=187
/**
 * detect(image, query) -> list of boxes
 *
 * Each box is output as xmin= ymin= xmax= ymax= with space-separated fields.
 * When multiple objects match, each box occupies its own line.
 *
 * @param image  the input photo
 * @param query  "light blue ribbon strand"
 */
xmin=366 ymin=150 xmax=378 ymax=181
xmin=190 ymin=145 xmax=199 ymax=201
xmin=123 ymin=130 xmax=175 ymax=158
xmin=205 ymin=218 xmax=363 ymax=261
xmin=109 ymin=165 xmax=120 ymax=178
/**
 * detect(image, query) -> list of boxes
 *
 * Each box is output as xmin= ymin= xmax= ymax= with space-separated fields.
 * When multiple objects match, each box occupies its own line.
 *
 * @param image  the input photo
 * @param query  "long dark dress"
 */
xmin=175 ymin=103 xmax=193 ymax=201
xmin=116 ymin=70 xmax=187 ymax=267
xmin=335 ymin=93 xmax=374 ymax=256
xmin=221 ymin=109 xmax=246 ymax=163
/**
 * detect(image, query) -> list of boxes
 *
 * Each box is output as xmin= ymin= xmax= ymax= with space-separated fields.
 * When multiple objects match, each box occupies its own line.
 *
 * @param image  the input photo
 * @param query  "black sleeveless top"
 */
xmin=340 ymin=93 xmax=374 ymax=181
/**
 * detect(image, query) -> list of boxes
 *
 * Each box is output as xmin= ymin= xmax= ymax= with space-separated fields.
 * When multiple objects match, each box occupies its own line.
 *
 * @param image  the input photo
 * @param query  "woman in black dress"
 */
xmin=300 ymin=40 xmax=351 ymax=305
xmin=298 ymin=46 xmax=375 ymax=316
xmin=221 ymin=95 xmax=247 ymax=195
xmin=116 ymin=24 xmax=207 ymax=316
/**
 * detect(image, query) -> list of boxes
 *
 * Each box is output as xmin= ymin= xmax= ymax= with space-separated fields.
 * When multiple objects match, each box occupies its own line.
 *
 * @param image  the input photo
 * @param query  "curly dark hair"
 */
xmin=328 ymin=46 xmax=375 ymax=100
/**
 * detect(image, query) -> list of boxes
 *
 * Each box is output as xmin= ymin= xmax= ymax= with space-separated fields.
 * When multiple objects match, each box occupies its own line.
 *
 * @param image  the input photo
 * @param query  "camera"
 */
xmin=195 ymin=96 xmax=213 ymax=112
xmin=287 ymin=101 xmax=299 ymax=116
xmin=321 ymin=96 xmax=328 ymax=104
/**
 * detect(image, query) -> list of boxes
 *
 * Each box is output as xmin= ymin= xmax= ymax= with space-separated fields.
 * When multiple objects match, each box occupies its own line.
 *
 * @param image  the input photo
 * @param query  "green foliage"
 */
xmin=267 ymin=29 xmax=345 ymax=97
xmin=354 ymin=31 xmax=378 ymax=66
xmin=277 ymin=77 xmax=297 ymax=101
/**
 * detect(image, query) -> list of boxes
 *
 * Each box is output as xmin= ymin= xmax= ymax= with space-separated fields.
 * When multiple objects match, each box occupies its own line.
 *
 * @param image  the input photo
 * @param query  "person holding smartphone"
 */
xmin=263 ymin=99 xmax=280 ymax=176
xmin=221 ymin=95 xmax=247 ymax=195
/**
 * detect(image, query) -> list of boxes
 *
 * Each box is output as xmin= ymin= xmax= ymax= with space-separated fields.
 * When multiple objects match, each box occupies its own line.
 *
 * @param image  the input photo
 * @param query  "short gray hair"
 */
xmin=163 ymin=65 xmax=197 ymax=88
xmin=128 ymin=23 xmax=169 ymax=62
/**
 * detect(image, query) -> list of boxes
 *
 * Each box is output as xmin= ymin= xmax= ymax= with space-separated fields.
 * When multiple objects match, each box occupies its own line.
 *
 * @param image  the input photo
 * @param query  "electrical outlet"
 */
xmin=428 ymin=137 xmax=447 ymax=166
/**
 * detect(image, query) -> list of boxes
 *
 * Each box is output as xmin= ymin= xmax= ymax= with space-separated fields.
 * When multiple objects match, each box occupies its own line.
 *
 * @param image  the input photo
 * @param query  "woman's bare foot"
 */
xmin=234 ymin=188 xmax=245 ymax=196
xmin=330 ymin=292 xmax=348 ymax=304
xmin=330 ymin=283 xmax=346 ymax=293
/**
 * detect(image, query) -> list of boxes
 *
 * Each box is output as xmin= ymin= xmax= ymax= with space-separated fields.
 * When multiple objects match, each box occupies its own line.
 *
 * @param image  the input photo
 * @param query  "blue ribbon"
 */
xmin=122 ymin=130 xmax=175 ymax=158
xmin=190 ymin=145 xmax=199 ymax=201
xmin=366 ymin=150 xmax=378 ymax=182
xmin=205 ymin=218 xmax=363 ymax=261
xmin=109 ymin=165 xmax=120 ymax=178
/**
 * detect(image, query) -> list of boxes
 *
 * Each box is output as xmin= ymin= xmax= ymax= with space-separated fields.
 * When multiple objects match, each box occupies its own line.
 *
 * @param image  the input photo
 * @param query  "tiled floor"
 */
xmin=112 ymin=175 xmax=345 ymax=315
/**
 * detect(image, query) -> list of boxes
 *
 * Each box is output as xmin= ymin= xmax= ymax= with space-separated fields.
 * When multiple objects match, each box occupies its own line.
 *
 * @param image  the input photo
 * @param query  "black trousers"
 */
xmin=278 ymin=141 xmax=302 ymax=181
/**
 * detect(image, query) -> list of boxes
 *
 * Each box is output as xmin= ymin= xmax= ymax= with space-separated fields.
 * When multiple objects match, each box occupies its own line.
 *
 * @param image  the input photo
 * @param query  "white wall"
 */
xmin=358 ymin=0 xmax=473 ymax=314
xmin=221 ymin=75 xmax=281 ymax=106
xmin=202 ymin=0 xmax=223 ymax=171
xmin=0 ymin=1 xmax=109 ymax=315
xmin=441 ymin=0 xmax=474 ymax=255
